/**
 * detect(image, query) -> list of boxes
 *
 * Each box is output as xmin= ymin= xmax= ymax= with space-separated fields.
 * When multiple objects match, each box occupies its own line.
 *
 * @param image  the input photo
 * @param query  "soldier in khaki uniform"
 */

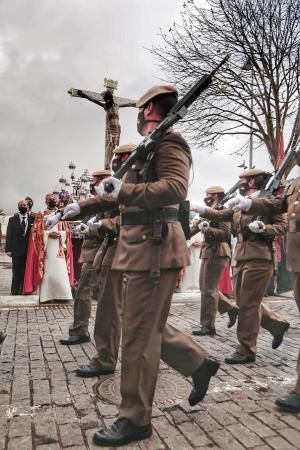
xmin=53 ymin=86 xmax=220 ymax=447
xmin=192 ymin=169 xmax=289 ymax=365
xmin=76 ymin=144 xmax=134 ymax=376
xmin=228 ymin=152 xmax=300 ymax=412
xmin=59 ymin=169 xmax=111 ymax=345
xmin=191 ymin=186 xmax=238 ymax=336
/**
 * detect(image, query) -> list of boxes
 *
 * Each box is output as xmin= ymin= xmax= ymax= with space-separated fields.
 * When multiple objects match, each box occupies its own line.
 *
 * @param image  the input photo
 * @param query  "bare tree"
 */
xmin=151 ymin=0 xmax=300 ymax=168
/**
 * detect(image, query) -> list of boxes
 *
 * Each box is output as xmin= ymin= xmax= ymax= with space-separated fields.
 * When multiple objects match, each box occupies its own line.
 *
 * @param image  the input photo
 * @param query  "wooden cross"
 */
xmin=68 ymin=78 xmax=136 ymax=169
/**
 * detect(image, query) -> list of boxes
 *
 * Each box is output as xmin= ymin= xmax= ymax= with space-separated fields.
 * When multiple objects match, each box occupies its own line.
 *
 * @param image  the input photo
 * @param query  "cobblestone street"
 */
xmin=0 ymin=257 xmax=299 ymax=449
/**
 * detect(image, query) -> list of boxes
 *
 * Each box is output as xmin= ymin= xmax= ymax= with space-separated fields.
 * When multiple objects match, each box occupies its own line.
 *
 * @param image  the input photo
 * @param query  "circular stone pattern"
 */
xmin=94 ymin=372 xmax=192 ymax=408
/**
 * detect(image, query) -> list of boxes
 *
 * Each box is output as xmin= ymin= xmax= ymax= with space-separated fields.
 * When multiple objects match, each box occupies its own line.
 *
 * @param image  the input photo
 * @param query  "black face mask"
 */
xmin=47 ymin=200 xmax=57 ymax=209
xmin=137 ymin=109 xmax=160 ymax=135
xmin=239 ymin=181 xmax=251 ymax=196
xmin=89 ymin=183 xmax=97 ymax=195
xmin=18 ymin=207 xmax=27 ymax=215
xmin=137 ymin=110 xmax=147 ymax=135
xmin=204 ymin=197 xmax=214 ymax=207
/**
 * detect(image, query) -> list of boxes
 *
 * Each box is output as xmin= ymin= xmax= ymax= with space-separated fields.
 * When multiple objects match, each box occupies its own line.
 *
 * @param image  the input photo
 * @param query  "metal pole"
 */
xmin=249 ymin=70 xmax=254 ymax=169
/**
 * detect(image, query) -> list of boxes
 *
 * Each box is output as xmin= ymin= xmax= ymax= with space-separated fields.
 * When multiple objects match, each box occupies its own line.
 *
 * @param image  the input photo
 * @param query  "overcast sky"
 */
xmin=0 ymin=0 xmax=274 ymax=215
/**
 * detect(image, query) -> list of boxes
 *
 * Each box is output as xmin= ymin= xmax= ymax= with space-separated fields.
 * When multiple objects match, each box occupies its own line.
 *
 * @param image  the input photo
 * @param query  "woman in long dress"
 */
xmin=23 ymin=194 xmax=74 ymax=303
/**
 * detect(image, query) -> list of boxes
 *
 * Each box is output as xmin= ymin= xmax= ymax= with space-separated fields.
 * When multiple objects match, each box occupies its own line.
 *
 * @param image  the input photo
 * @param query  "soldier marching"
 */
xmin=39 ymin=81 xmax=300 ymax=447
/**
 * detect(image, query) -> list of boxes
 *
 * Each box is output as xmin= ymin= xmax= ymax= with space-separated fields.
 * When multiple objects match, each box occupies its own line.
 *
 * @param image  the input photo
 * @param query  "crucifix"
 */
xmin=68 ymin=78 xmax=136 ymax=169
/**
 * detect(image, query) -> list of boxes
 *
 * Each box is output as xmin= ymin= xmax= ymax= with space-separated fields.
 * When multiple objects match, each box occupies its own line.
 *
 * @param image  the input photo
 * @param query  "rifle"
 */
xmin=259 ymin=149 xmax=297 ymax=198
xmin=105 ymin=55 xmax=230 ymax=192
xmin=216 ymin=180 xmax=240 ymax=208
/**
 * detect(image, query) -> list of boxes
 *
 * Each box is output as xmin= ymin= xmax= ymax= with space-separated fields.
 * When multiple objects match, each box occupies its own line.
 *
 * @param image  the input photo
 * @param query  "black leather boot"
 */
xmin=192 ymin=326 xmax=216 ymax=336
xmin=225 ymin=351 xmax=255 ymax=364
xmin=227 ymin=307 xmax=239 ymax=328
xmin=272 ymin=323 xmax=290 ymax=349
xmin=0 ymin=330 xmax=6 ymax=344
xmin=275 ymin=392 xmax=300 ymax=412
xmin=59 ymin=334 xmax=90 ymax=345
xmin=93 ymin=418 xmax=152 ymax=447
xmin=188 ymin=357 xmax=220 ymax=406
xmin=76 ymin=365 xmax=115 ymax=378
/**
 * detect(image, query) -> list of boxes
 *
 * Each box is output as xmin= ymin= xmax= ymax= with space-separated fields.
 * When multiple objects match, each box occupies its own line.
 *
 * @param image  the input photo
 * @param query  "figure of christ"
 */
xmin=68 ymin=87 xmax=136 ymax=168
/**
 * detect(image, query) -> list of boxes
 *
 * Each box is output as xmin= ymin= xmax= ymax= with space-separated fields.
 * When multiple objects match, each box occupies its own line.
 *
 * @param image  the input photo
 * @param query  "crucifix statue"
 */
xmin=68 ymin=78 xmax=136 ymax=169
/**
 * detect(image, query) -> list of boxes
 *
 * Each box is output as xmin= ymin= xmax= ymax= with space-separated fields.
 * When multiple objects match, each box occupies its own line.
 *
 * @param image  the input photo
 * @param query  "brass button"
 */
xmin=131 ymin=164 xmax=136 ymax=169
xmin=142 ymin=234 xmax=147 ymax=240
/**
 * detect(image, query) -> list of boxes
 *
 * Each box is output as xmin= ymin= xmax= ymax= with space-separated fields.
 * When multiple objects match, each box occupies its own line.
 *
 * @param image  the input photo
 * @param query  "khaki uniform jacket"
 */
xmin=79 ymin=131 xmax=191 ymax=271
xmin=190 ymin=216 xmax=231 ymax=259
xmin=203 ymin=206 xmax=287 ymax=262
xmin=248 ymin=177 xmax=300 ymax=271
xmin=78 ymin=229 xmax=104 ymax=263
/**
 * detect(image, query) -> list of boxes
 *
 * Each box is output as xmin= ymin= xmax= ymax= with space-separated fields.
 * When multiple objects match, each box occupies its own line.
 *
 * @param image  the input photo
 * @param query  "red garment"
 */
xmin=23 ymin=213 xmax=74 ymax=294
xmin=218 ymin=261 xmax=233 ymax=295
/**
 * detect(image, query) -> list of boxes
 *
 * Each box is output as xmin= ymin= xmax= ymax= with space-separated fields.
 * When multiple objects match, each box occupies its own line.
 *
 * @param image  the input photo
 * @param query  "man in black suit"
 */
xmin=5 ymin=200 xmax=34 ymax=295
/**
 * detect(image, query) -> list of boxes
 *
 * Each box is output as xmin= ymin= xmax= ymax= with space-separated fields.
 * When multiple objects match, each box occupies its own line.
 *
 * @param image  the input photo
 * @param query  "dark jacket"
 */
xmin=5 ymin=213 xmax=34 ymax=256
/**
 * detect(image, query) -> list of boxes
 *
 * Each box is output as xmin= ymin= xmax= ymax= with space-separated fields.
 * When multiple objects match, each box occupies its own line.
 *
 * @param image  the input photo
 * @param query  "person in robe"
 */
xmin=23 ymin=193 xmax=74 ymax=303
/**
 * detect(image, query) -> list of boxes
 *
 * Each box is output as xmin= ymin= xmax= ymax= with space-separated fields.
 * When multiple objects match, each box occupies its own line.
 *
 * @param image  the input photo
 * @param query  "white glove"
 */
xmin=87 ymin=217 xmax=102 ymax=230
xmin=61 ymin=203 xmax=80 ymax=219
xmin=95 ymin=177 xmax=122 ymax=202
xmin=190 ymin=202 xmax=206 ymax=216
xmin=248 ymin=220 xmax=266 ymax=233
xmin=198 ymin=221 xmax=210 ymax=232
xmin=224 ymin=194 xmax=252 ymax=211
xmin=45 ymin=212 xmax=61 ymax=230
xmin=76 ymin=223 xmax=89 ymax=235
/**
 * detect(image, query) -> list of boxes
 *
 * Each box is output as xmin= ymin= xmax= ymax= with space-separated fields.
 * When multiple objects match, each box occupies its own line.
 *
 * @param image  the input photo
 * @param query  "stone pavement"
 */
xmin=0 ymin=253 xmax=300 ymax=449
xmin=0 ymin=292 xmax=299 ymax=450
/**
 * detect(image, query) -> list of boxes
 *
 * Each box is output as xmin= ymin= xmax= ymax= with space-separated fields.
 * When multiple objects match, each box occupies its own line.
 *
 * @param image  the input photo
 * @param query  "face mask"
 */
xmin=137 ymin=109 xmax=160 ymax=135
xmin=89 ymin=183 xmax=97 ymax=195
xmin=239 ymin=181 xmax=251 ymax=196
xmin=18 ymin=207 xmax=27 ymax=214
xmin=204 ymin=197 xmax=214 ymax=207
xmin=47 ymin=200 xmax=57 ymax=209
xmin=137 ymin=110 xmax=147 ymax=135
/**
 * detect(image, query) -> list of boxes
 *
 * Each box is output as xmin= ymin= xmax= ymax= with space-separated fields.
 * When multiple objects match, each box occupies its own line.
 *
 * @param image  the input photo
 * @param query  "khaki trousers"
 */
xmin=69 ymin=262 xmax=99 ymax=337
xmin=199 ymin=257 xmax=234 ymax=328
xmin=92 ymin=268 xmax=206 ymax=426
xmin=233 ymin=260 xmax=289 ymax=356
xmin=291 ymin=272 xmax=300 ymax=394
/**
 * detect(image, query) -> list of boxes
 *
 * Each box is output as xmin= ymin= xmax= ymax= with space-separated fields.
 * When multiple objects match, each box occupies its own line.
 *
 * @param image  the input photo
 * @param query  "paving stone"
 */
xmin=9 ymin=415 xmax=32 ymax=438
xmin=59 ymin=423 xmax=85 ymax=447
xmin=278 ymin=427 xmax=300 ymax=447
xmin=0 ymin=282 xmax=299 ymax=450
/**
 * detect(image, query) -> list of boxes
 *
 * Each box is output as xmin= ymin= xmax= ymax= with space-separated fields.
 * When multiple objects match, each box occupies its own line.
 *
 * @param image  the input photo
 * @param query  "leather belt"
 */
xmin=121 ymin=208 xmax=178 ymax=226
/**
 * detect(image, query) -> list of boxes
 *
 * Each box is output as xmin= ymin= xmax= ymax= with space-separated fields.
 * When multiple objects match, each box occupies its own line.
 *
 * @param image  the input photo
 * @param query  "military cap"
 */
xmin=92 ymin=169 xmax=111 ymax=177
xmin=113 ymin=143 xmax=136 ymax=154
xmin=205 ymin=185 xmax=225 ymax=194
xmin=136 ymin=85 xmax=178 ymax=108
xmin=239 ymin=168 xmax=268 ymax=178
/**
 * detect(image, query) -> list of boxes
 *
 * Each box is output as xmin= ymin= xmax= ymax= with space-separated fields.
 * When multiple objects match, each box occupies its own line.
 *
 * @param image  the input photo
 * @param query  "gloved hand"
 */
xmin=87 ymin=217 xmax=102 ymax=230
xmin=95 ymin=177 xmax=122 ymax=201
xmin=198 ymin=221 xmax=210 ymax=232
xmin=61 ymin=203 xmax=80 ymax=219
xmin=76 ymin=223 xmax=89 ymax=235
xmin=248 ymin=220 xmax=266 ymax=233
xmin=45 ymin=212 xmax=61 ymax=229
xmin=190 ymin=203 xmax=206 ymax=216
xmin=224 ymin=194 xmax=252 ymax=211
